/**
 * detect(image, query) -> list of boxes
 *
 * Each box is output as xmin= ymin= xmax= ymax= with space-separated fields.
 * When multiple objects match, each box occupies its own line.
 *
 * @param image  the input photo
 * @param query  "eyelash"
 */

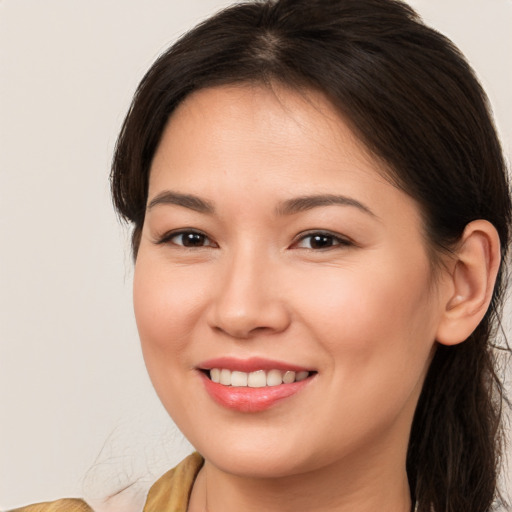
xmin=293 ymin=230 xmax=353 ymax=250
xmin=155 ymin=229 xmax=217 ymax=248
xmin=155 ymin=229 xmax=353 ymax=251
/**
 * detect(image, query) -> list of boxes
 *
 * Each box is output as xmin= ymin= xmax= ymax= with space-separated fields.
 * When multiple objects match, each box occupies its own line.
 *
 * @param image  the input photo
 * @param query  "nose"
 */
xmin=207 ymin=249 xmax=291 ymax=339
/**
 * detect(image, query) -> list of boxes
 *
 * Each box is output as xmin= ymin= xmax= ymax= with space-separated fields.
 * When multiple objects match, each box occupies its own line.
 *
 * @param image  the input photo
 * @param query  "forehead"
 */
xmin=151 ymin=84 xmax=384 ymax=185
xmin=148 ymin=84 xmax=421 ymax=227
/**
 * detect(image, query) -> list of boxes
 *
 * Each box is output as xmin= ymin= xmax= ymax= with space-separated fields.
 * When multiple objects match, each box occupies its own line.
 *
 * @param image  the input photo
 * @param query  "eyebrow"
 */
xmin=276 ymin=194 xmax=377 ymax=218
xmin=147 ymin=191 xmax=215 ymax=214
xmin=147 ymin=190 xmax=376 ymax=219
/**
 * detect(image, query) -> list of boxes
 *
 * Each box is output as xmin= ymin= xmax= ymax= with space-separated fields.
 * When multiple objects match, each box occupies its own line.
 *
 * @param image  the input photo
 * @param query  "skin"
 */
xmin=133 ymin=84 xmax=497 ymax=512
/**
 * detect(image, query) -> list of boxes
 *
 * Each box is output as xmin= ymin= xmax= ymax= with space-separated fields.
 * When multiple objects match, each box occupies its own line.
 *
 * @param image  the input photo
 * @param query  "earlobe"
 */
xmin=436 ymin=220 xmax=501 ymax=346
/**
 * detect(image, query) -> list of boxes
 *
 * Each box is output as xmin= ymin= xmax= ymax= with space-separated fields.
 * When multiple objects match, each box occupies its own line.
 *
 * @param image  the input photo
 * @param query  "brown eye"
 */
xmin=308 ymin=234 xmax=335 ymax=249
xmin=167 ymin=231 xmax=215 ymax=248
xmin=295 ymin=232 xmax=352 ymax=250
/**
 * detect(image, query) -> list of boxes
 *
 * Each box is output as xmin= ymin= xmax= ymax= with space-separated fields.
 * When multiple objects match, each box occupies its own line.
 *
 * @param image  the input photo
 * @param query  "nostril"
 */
xmin=213 ymin=324 xmax=279 ymax=340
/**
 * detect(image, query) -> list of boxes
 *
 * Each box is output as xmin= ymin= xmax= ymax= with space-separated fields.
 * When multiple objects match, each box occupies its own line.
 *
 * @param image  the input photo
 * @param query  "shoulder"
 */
xmin=143 ymin=452 xmax=204 ymax=511
xmin=8 ymin=498 xmax=92 ymax=512
xmin=8 ymin=453 xmax=204 ymax=512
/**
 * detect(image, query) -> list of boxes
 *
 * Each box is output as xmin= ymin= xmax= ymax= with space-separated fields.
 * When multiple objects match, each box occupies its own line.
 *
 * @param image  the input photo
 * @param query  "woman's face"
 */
xmin=134 ymin=84 xmax=446 ymax=478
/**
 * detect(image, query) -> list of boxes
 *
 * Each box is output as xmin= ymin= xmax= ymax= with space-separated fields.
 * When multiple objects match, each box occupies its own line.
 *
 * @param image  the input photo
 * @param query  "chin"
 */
xmin=202 ymin=444 xmax=311 ymax=479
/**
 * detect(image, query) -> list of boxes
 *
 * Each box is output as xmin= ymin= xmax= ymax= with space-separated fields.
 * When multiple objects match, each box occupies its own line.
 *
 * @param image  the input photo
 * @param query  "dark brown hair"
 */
xmin=111 ymin=1 xmax=511 ymax=510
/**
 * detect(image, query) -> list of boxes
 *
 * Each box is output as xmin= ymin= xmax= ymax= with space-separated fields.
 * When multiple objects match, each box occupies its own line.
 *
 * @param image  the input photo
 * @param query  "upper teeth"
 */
xmin=209 ymin=369 xmax=310 ymax=387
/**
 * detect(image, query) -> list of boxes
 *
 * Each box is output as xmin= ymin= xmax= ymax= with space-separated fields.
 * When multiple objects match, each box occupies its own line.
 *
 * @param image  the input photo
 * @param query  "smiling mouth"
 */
xmin=198 ymin=363 xmax=316 ymax=412
xmin=205 ymin=368 xmax=313 ymax=387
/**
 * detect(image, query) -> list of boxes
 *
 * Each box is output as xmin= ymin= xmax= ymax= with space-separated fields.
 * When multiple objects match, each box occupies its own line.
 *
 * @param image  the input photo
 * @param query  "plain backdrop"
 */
xmin=1 ymin=1 xmax=511 ymax=510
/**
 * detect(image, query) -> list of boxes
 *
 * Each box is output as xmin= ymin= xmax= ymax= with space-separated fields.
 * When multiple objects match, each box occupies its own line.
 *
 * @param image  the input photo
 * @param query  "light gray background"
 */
xmin=1 ymin=1 xmax=511 ymax=510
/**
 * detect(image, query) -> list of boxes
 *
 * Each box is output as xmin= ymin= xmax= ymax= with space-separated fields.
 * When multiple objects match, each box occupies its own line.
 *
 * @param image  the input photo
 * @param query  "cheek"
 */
xmin=296 ymin=258 xmax=437 ymax=442
xmin=133 ymin=252 xmax=209 ymax=361
xmin=296 ymin=253 xmax=437 ymax=372
xmin=132 ymin=251 xmax=216 ymax=418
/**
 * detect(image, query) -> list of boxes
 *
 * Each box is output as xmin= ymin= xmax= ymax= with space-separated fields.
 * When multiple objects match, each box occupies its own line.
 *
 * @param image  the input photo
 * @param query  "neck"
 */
xmin=188 ymin=446 xmax=412 ymax=512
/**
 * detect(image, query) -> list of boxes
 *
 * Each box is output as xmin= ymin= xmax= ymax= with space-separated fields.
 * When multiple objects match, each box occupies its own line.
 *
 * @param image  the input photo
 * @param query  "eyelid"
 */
xmin=153 ymin=228 xmax=217 ymax=248
xmin=152 ymin=228 xmax=353 ymax=249
xmin=292 ymin=230 xmax=354 ymax=249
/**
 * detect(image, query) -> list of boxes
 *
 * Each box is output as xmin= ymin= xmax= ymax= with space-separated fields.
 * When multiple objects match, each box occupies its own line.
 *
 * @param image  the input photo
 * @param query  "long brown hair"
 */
xmin=111 ymin=1 xmax=512 ymax=510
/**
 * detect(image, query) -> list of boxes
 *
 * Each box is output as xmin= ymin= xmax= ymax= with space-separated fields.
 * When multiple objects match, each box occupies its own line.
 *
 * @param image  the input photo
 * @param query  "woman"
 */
xmin=12 ymin=0 xmax=511 ymax=511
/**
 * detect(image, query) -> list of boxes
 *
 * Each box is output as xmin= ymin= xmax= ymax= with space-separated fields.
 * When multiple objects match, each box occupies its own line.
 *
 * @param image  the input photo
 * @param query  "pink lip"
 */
xmin=197 ymin=357 xmax=316 ymax=413
xmin=198 ymin=356 xmax=312 ymax=373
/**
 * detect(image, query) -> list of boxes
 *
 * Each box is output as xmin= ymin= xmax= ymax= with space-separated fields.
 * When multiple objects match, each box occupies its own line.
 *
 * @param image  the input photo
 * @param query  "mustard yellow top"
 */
xmin=9 ymin=452 xmax=204 ymax=512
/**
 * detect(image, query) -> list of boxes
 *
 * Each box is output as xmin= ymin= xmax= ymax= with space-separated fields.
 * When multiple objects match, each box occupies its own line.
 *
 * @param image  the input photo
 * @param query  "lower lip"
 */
xmin=199 ymin=372 xmax=314 ymax=413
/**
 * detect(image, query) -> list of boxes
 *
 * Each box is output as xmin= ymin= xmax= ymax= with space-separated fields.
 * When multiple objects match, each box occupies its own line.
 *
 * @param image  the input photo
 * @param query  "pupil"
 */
xmin=311 ymin=235 xmax=332 ymax=249
xmin=183 ymin=233 xmax=205 ymax=247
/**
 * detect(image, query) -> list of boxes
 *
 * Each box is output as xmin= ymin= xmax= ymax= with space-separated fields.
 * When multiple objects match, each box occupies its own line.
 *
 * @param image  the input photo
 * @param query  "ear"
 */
xmin=436 ymin=220 xmax=501 ymax=346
